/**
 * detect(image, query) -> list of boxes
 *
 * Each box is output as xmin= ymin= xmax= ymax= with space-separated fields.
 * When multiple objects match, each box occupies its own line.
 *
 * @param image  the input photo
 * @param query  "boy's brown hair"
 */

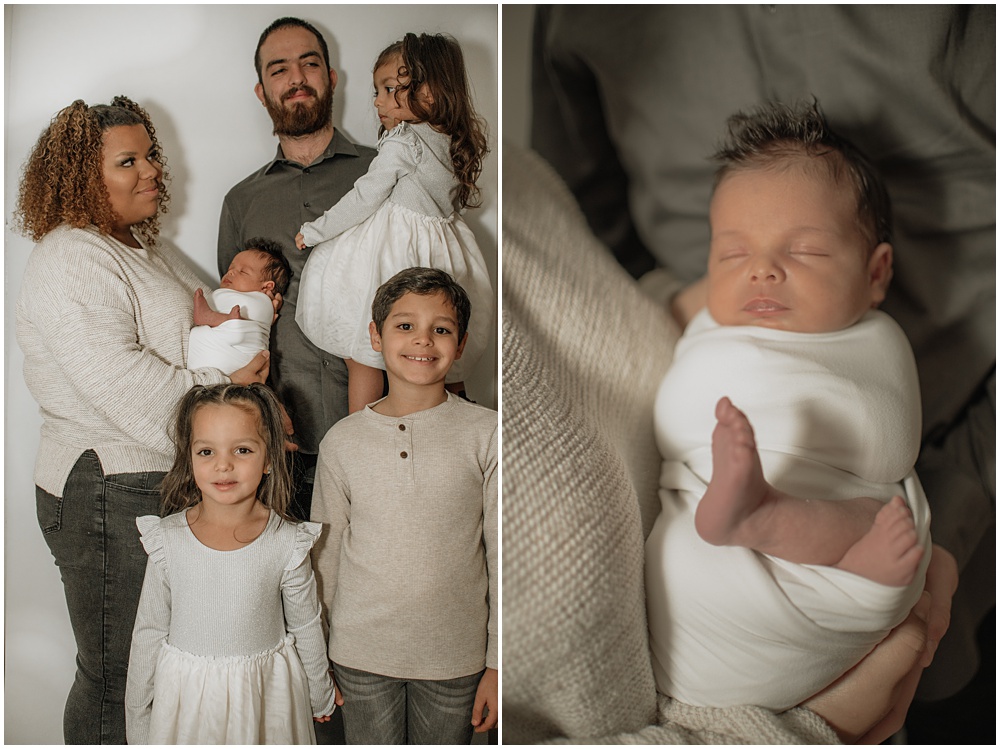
xmin=371 ymin=267 xmax=471 ymax=342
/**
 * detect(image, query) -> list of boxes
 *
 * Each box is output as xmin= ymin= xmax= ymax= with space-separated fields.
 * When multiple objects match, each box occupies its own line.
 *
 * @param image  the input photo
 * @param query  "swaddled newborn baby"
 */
xmin=645 ymin=102 xmax=930 ymax=710
xmin=188 ymin=240 xmax=290 ymax=374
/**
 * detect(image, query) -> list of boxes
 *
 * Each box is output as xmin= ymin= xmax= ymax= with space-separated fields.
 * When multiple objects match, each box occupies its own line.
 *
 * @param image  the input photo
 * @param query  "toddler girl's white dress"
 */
xmin=125 ymin=510 xmax=336 ymax=745
xmin=295 ymin=121 xmax=494 ymax=383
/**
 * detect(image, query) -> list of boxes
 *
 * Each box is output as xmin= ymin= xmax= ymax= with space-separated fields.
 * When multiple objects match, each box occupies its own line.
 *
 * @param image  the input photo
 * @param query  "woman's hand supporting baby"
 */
xmin=802 ymin=543 xmax=958 ymax=744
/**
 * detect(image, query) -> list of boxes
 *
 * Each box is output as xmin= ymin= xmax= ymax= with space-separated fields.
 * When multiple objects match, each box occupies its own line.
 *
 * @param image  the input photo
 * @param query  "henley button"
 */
xmin=398 ymin=424 xmax=406 ymax=431
xmin=400 ymin=451 xmax=408 ymax=459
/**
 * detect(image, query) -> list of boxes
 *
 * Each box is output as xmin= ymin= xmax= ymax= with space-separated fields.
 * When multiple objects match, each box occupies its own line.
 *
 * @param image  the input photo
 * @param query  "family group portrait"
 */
xmin=5 ymin=4 xmax=496 ymax=745
xmin=4 ymin=3 xmax=995 ymax=747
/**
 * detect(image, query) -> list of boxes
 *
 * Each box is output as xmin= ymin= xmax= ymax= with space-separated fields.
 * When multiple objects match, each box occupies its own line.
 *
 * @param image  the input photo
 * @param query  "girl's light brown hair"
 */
xmin=375 ymin=33 xmax=489 ymax=210
xmin=13 ymin=95 xmax=170 ymax=246
xmin=160 ymin=384 xmax=294 ymax=520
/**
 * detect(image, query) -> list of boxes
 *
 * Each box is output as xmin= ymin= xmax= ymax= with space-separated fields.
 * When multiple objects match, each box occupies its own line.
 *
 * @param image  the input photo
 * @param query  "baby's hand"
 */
xmin=295 ymin=232 xmax=308 ymax=250
xmin=193 ymin=288 xmax=240 ymax=328
xmin=313 ymin=715 xmax=332 ymax=723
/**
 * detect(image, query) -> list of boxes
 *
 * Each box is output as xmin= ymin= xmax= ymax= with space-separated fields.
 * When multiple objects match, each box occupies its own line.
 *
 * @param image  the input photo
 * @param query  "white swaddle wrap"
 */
xmin=188 ymin=289 xmax=272 ymax=375
xmin=645 ymin=309 xmax=930 ymax=710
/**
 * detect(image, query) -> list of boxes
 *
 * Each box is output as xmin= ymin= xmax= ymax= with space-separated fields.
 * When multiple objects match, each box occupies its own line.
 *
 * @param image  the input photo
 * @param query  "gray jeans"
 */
xmin=36 ymin=450 xmax=163 ymax=744
xmin=333 ymin=662 xmax=484 ymax=744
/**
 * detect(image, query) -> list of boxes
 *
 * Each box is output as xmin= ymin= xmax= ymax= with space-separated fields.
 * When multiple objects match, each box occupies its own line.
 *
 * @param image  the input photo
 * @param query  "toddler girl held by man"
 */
xmin=294 ymin=32 xmax=494 ymax=412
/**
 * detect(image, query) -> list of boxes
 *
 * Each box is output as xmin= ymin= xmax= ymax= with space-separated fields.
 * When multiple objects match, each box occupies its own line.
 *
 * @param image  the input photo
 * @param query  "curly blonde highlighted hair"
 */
xmin=14 ymin=95 xmax=170 ymax=246
xmin=375 ymin=33 xmax=489 ymax=210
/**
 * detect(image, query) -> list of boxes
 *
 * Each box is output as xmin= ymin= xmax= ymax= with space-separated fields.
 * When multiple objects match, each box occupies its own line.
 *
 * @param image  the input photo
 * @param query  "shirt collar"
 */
xmin=264 ymin=129 xmax=365 ymax=173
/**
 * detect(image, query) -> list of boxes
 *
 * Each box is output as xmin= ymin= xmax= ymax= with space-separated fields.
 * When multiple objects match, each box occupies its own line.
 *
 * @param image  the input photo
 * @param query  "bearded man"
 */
xmin=219 ymin=17 xmax=376 ymax=522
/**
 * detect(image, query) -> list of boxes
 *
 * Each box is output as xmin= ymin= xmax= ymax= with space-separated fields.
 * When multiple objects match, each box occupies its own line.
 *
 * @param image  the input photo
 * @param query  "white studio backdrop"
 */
xmin=3 ymin=5 xmax=498 ymax=743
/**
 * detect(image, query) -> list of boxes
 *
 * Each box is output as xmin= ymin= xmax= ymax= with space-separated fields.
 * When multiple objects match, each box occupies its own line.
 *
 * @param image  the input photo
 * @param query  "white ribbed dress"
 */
xmin=125 ymin=510 xmax=335 ymax=744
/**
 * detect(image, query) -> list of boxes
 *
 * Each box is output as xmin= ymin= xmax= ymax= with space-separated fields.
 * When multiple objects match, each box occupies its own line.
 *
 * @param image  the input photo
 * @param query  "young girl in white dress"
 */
xmin=125 ymin=383 xmax=337 ymax=744
xmin=294 ymin=32 xmax=493 ymax=412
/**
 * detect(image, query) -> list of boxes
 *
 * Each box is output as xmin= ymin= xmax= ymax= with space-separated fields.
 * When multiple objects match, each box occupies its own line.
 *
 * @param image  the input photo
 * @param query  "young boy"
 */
xmin=645 ymin=102 xmax=931 ymax=710
xmin=188 ymin=238 xmax=289 ymax=374
xmin=310 ymin=267 xmax=498 ymax=743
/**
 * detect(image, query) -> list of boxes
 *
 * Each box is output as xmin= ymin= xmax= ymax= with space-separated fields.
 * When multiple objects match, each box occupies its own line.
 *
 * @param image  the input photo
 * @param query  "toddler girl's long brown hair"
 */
xmin=375 ymin=33 xmax=489 ymax=209
xmin=14 ymin=95 xmax=170 ymax=246
xmin=160 ymin=384 xmax=294 ymax=519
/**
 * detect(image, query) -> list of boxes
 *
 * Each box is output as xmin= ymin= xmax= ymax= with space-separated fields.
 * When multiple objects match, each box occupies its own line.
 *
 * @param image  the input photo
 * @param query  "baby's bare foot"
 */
xmin=837 ymin=496 xmax=924 ymax=586
xmin=695 ymin=397 xmax=773 ymax=547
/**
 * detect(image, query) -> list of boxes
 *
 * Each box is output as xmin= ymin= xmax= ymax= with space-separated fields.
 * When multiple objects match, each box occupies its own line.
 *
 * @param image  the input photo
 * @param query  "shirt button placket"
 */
xmin=397 ymin=422 xmax=413 ymax=482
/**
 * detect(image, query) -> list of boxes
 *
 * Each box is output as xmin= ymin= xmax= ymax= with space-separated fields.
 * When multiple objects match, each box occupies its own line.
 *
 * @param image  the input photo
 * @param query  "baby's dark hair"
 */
xmin=242 ymin=237 xmax=292 ymax=296
xmin=371 ymin=267 xmax=471 ymax=342
xmin=374 ymin=33 xmax=490 ymax=209
xmin=713 ymin=100 xmax=892 ymax=247
xmin=160 ymin=384 xmax=294 ymax=519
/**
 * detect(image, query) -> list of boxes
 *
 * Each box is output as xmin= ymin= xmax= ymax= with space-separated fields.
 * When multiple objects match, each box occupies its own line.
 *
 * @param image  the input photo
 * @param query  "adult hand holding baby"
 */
xmin=229 ymin=350 xmax=270 ymax=386
xmin=803 ymin=544 xmax=957 ymax=744
xmin=269 ymin=291 xmax=283 ymax=325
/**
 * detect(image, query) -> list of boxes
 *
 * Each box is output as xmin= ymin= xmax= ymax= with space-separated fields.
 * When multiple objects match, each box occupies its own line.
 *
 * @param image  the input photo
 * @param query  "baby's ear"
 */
xmin=262 ymin=280 xmax=275 ymax=294
xmin=868 ymin=242 xmax=893 ymax=307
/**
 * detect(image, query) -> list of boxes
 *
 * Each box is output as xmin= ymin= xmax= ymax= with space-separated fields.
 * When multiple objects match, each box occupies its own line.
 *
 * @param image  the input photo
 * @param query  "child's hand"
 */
xmin=295 ymin=232 xmax=308 ymax=250
xmin=314 ymin=714 xmax=331 ymax=723
xmin=331 ymin=669 xmax=345 ymax=707
xmin=471 ymin=667 xmax=498 ymax=733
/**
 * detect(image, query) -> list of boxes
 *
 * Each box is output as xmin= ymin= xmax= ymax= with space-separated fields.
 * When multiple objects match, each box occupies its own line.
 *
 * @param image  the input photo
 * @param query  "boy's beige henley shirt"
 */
xmin=311 ymin=393 xmax=498 ymax=680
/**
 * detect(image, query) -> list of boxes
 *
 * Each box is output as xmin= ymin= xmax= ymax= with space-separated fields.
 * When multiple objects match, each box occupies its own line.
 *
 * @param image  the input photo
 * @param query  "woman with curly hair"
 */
xmin=13 ymin=96 xmax=271 ymax=744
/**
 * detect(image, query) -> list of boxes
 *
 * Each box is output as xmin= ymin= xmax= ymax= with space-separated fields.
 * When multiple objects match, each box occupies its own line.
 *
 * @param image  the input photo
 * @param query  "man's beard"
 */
xmin=265 ymin=84 xmax=333 ymax=137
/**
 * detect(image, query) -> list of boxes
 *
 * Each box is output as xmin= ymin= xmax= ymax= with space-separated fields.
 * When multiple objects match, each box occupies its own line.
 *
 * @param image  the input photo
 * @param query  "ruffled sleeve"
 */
xmin=136 ymin=514 xmax=168 ymax=570
xmin=380 ymin=122 xmax=423 ymax=159
xmin=285 ymin=520 xmax=323 ymax=571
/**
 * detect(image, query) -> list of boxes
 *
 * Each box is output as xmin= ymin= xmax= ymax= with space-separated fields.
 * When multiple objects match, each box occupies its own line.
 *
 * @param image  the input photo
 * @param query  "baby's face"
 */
xmin=706 ymin=166 xmax=891 ymax=333
xmin=221 ymin=250 xmax=271 ymax=294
